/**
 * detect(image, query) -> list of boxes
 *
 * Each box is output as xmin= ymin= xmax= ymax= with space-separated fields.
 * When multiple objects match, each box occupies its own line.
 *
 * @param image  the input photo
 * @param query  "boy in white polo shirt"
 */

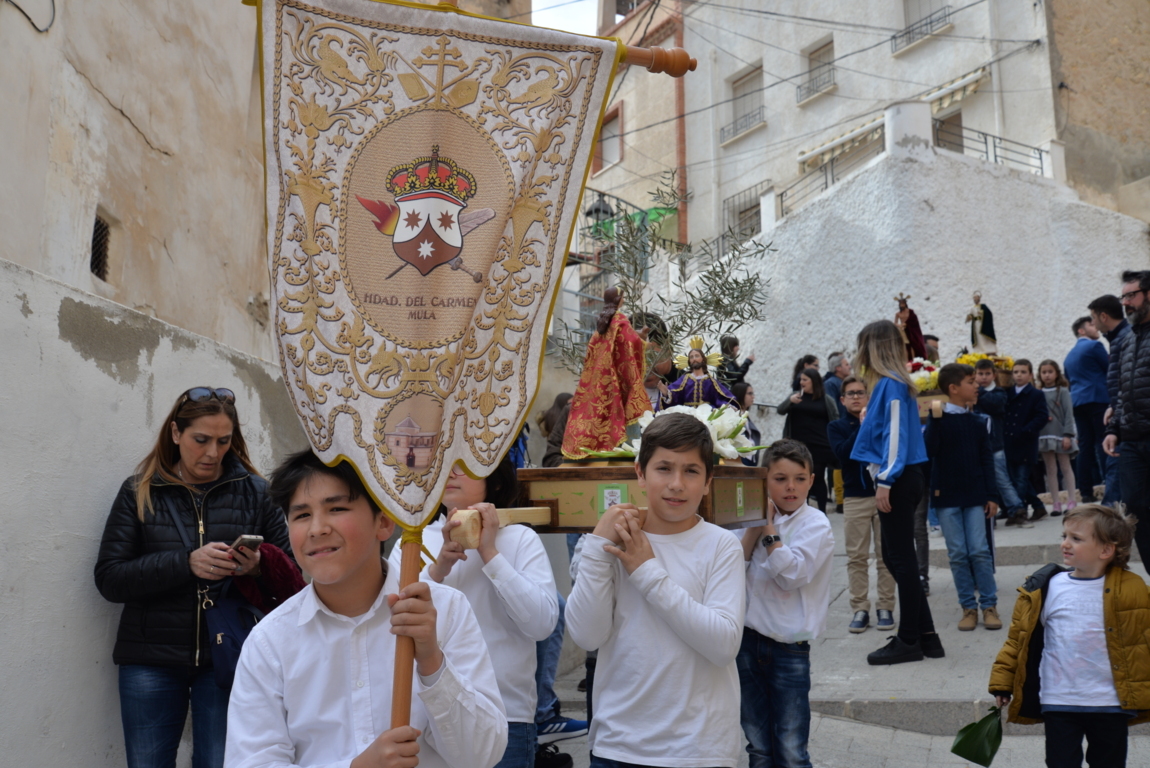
xmin=738 ymin=439 xmax=835 ymax=768
xmin=566 ymin=413 xmax=746 ymax=768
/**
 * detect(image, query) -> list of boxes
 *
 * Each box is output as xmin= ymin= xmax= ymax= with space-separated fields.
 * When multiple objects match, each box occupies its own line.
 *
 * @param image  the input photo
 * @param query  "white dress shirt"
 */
xmin=224 ymin=564 xmax=507 ymax=768
xmin=566 ymin=520 xmax=746 ymax=767
xmin=744 ymin=503 xmax=835 ymax=644
xmin=390 ymin=518 xmax=558 ymax=722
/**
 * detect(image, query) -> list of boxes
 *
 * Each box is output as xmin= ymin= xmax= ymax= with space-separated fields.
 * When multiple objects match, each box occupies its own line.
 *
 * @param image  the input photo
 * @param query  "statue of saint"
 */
xmin=561 ymin=287 xmax=651 ymax=459
xmin=894 ymin=293 xmax=927 ymax=361
xmin=966 ymin=291 xmax=997 ymax=354
xmin=657 ymin=336 xmax=739 ymax=411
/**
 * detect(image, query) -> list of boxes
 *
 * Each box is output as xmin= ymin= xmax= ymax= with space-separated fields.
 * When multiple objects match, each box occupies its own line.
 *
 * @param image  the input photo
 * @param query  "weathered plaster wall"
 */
xmin=722 ymin=146 xmax=1150 ymax=440
xmin=0 ymin=258 xmax=306 ymax=765
xmin=0 ymin=0 xmax=273 ymax=359
xmin=1047 ymin=0 xmax=1150 ymax=211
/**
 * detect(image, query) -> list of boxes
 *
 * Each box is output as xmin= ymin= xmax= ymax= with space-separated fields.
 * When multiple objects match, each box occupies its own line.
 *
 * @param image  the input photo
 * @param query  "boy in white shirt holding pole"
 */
xmin=738 ymin=439 xmax=835 ymax=768
xmin=224 ymin=451 xmax=508 ymax=768
xmin=566 ymin=413 xmax=746 ymax=768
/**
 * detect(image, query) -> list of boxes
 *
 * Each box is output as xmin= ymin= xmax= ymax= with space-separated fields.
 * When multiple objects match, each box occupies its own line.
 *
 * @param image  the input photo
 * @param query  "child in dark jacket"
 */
xmin=973 ymin=359 xmax=1025 ymax=520
xmin=925 ymin=364 xmax=1001 ymax=632
xmin=1004 ymin=359 xmax=1050 ymax=526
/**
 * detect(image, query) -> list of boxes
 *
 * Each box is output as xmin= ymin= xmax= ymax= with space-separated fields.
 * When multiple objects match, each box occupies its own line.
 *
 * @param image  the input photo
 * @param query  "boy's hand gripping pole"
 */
xmin=390 ymin=530 xmax=424 ymax=728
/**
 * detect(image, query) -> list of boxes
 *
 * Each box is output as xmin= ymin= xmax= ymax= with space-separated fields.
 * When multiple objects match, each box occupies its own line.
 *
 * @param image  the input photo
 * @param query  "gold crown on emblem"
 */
xmin=386 ymin=145 xmax=477 ymax=202
xmin=673 ymin=335 xmax=723 ymax=370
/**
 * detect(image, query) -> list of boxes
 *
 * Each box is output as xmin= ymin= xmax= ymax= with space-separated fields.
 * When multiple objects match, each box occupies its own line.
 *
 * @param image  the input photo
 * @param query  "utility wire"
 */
xmin=601 ymin=38 xmax=1042 ymax=194
xmin=608 ymin=0 xmax=663 ymax=104
xmin=610 ymin=33 xmax=1040 ymax=143
xmin=4 ymin=0 xmax=54 ymax=32
xmin=685 ymin=0 xmax=1035 ymax=46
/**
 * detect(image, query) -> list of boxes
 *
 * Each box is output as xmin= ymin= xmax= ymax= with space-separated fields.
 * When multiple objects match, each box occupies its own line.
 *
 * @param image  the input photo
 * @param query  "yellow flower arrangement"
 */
xmin=955 ymin=353 xmax=1014 ymax=371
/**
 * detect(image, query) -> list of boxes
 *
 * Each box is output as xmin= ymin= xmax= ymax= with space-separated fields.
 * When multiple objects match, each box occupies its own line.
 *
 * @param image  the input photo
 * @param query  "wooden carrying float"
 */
xmin=514 ymin=464 xmax=771 ymax=533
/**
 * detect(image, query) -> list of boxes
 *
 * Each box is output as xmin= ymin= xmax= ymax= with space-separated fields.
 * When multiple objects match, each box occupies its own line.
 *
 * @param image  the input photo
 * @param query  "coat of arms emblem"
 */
xmin=357 ymin=145 xmax=494 ymax=281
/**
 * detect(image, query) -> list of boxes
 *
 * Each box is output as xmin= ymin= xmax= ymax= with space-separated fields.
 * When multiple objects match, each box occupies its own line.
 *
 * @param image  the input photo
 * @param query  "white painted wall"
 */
xmin=679 ymin=0 xmax=1056 ymax=245
xmin=0 ymin=258 xmax=306 ymax=766
xmin=678 ymin=138 xmax=1150 ymax=441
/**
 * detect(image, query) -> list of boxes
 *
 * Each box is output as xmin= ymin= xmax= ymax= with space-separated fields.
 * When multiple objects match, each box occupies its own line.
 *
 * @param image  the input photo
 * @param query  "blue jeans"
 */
xmin=936 ymin=506 xmax=997 ymax=609
xmin=589 ymin=756 xmax=664 ymax=768
xmin=1007 ymin=458 xmax=1044 ymax=513
xmin=494 ymin=722 xmax=537 ymax=768
xmin=1119 ymin=439 xmax=1150 ymax=564
xmin=534 ymin=591 xmax=565 ymax=723
xmin=737 ymin=628 xmax=812 ymax=768
xmin=992 ymin=450 xmax=1022 ymax=511
xmin=119 ymin=664 xmax=229 ymax=768
xmin=1103 ymin=453 xmax=1122 ymax=506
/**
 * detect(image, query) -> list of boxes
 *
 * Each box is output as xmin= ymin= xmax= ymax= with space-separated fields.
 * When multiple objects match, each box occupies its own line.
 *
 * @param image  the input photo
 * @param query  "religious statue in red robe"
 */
xmin=561 ymin=288 xmax=650 ymax=460
xmin=895 ymin=293 xmax=927 ymax=361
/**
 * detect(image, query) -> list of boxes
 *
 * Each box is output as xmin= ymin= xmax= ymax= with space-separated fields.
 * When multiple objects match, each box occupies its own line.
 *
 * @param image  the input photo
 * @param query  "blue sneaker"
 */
xmin=876 ymin=609 xmax=895 ymax=631
xmin=848 ymin=610 xmax=869 ymax=633
xmin=537 ymin=716 xmax=588 ymax=744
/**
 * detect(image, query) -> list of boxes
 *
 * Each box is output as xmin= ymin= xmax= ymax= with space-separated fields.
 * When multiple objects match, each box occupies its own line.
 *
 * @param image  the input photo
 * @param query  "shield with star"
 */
xmin=393 ymin=191 xmax=462 ymax=275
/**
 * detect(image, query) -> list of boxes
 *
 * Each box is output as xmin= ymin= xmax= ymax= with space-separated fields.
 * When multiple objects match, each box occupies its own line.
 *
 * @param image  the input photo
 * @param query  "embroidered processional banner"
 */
xmin=259 ymin=0 xmax=620 ymax=529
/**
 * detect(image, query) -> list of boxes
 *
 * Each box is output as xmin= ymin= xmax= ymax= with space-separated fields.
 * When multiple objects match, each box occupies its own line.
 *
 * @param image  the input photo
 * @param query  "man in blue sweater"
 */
xmin=1089 ymin=294 xmax=1131 ymax=506
xmin=1004 ymin=360 xmax=1050 ymax=525
xmin=925 ymin=364 xmax=1001 ymax=631
xmin=828 ymin=376 xmax=895 ymax=634
xmin=1063 ymin=316 xmax=1110 ymax=504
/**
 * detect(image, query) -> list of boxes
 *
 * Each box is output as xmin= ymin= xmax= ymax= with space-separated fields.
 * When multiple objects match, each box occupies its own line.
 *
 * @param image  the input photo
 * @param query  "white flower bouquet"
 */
xmin=584 ymin=404 xmax=767 ymax=461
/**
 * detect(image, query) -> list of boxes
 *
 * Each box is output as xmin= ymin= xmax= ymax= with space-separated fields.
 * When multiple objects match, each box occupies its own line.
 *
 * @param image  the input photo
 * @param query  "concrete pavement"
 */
xmin=549 ymin=506 xmax=1150 ymax=765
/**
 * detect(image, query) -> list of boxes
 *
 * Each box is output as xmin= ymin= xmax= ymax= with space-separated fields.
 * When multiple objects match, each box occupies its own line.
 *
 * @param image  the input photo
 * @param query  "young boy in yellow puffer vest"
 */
xmin=989 ymin=504 xmax=1150 ymax=768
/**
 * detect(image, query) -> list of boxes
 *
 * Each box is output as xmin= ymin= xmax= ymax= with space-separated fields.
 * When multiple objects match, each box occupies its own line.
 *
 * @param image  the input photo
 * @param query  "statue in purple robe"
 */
xmin=656 ymin=337 xmax=738 ymax=411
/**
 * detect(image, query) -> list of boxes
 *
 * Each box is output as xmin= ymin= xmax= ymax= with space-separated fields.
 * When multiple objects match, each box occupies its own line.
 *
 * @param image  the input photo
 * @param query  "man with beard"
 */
xmin=658 ymin=338 xmax=739 ymax=410
xmin=1089 ymin=293 xmax=1130 ymax=506
xmin=1103 ymin=270 xmax=1150 ymax=562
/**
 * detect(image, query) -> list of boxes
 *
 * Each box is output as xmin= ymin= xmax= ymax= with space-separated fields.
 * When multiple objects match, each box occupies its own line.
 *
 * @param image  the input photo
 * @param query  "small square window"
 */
xmin=91 ymin=215 xmax=110 ymax=281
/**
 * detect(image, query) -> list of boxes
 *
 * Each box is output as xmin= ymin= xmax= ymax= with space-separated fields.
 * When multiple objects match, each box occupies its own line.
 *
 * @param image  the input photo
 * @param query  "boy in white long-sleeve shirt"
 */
xmin=389 ymin=456 xmax=561 ymax=768
xmin=566 ymin=413 xmax=746 ymax=768
xmin=738 ymin=439 xmax=835 ymax=768
xmin=225 ymin=451 xmax=507 ymax=768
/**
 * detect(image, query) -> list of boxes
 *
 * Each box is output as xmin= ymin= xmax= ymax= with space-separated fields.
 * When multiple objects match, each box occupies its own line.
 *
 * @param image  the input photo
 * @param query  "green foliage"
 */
xmin=550 ymin=171 xmax=771 ymax=376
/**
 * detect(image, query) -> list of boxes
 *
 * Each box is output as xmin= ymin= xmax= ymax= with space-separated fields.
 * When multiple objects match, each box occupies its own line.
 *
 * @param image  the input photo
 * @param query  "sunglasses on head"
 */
xmin=181 ymin=387 xmax=236 ymax=405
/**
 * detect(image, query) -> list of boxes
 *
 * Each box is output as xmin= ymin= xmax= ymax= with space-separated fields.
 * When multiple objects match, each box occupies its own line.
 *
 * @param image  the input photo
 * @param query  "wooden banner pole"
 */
xmin=390 ymin=533 xmax=425 ymax=729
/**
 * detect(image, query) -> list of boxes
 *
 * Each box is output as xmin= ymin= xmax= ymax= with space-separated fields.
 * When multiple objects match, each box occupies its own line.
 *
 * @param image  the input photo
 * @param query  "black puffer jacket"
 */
xmin=94 ymin=456 xmax=292 ymax=668
xmin=1109 ymin=320 xmax=1150 ymax=442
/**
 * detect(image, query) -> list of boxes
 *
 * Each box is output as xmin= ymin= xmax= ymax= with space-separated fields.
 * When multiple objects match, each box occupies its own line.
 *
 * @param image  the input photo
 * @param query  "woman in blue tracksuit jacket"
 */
xmin=851 ymin=320 xmax=942 ymax=665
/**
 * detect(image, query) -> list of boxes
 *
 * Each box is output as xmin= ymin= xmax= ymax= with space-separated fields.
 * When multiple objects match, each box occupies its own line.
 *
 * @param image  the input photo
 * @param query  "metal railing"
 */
xmin=778 ymin=132 xmax=885 ymax=216
xmin=796 ymin=65 xmax=836 ymax=103
xmin=891 ymin=5 xmax=952 ymax=53
xmin=932 ymin=119 xmax=1047 ymax=175
xmin=720 ymin=105 xmax=766 ymax=143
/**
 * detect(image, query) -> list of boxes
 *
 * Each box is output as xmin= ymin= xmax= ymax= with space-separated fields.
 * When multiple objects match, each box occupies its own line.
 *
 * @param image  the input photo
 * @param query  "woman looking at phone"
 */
xmin=95 ymin=387 xmax=293 ymax=768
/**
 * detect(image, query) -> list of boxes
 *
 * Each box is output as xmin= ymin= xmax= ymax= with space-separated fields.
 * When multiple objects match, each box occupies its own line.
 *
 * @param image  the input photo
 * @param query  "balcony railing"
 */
xmin=778 ymin=132 xmax=885 ymax=216
xmin=720 ymin=105 xmax=766 ymax=143
xmin=932 ymin=119 xmax=1047 ymax=176
xmin=796 ymin=65 xmax=836 ymax=103
xmin=891 ymin=6 xmax=952 ymax=53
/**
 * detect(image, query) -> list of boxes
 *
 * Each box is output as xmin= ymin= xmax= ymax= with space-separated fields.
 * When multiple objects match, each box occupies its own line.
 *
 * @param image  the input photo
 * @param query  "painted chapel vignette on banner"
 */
xmin=259 ymin=0 xmax=619 ymax=529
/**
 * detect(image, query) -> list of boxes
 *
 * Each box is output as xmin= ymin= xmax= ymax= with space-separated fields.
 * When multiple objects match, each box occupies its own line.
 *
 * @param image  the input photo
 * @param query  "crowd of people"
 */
xmin=93 ymin=271 xmax=1150 ymax=768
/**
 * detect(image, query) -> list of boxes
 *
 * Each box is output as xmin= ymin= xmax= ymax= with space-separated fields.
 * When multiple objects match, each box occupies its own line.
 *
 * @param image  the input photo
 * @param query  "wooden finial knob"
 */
xmin=623 ymin=45 xmax=698 ymax=78
xmin=647 ymin=47 xmax=697 ymax=77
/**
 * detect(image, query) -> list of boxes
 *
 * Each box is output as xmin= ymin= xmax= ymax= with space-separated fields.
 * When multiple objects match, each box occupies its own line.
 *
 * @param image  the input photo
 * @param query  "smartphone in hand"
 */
xmin=230 ymin=534 xmax=264 ymax=551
